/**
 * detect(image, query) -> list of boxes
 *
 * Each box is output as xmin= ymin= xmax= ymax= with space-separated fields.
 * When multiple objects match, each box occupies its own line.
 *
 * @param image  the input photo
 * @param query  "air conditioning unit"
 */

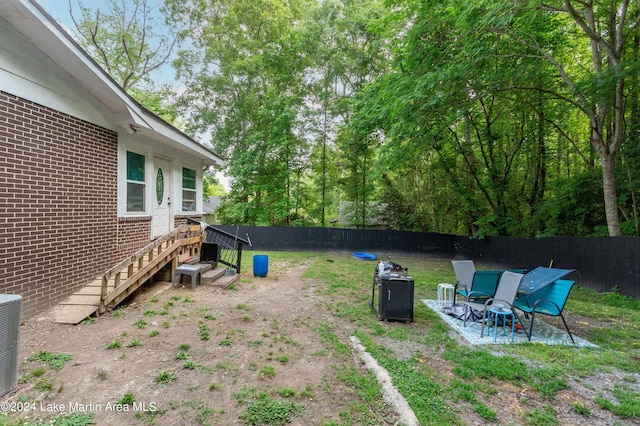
xmin=0 ymin=295 xmax=21 ymax=396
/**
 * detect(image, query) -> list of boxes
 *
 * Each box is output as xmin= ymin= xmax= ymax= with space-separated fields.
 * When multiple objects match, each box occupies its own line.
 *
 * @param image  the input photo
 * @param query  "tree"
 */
xmin=347 ymin=0 xmax=556 ymax=235
xmin=166 ymin=0 xmax=312 ymax=226
xmin=485 ymin=0 xmax=640 ymax=236
xmin=345 ymin=0 xmax=639 ymax=237
xmin=68 ymin=0 xmax=179 ymax=92
xmin=312 ymin=0 xmax=390 ymax=228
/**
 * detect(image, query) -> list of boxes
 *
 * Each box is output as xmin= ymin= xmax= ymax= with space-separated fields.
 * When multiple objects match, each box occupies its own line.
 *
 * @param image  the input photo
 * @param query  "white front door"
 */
xmin=151 ymin=157 xmax=172 ymax=238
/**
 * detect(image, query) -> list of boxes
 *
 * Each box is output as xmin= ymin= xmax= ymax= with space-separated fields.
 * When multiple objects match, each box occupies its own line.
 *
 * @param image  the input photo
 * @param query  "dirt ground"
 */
xmin=9 ymin=258 xmax=400 ymax=426
xmin=4 ymin=256 xmax=639 ymax=425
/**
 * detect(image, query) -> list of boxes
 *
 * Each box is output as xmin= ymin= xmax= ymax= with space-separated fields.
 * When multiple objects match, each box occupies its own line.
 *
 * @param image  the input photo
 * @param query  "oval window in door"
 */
xmin=156 ymin=168 xmax=164 ymax=205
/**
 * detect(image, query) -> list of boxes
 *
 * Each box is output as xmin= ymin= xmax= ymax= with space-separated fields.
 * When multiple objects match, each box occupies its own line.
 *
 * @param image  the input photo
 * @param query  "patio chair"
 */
xmin=455 ymin=269 xmax=503 ymax=307
xmin=451 ymin=260 xmax=475 ymax=305
xmin=461 ymin=270 xmax=524 ymax=337
xmin=513 ymin=279 xmax=576 ymax=345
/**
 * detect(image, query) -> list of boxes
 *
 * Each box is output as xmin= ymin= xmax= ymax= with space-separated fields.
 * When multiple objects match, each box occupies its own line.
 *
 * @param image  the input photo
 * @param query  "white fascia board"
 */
xmin=3 ymin=0 xmax=224 ymax=168
xmin=123 ymin=104 xmax=224 ymax=168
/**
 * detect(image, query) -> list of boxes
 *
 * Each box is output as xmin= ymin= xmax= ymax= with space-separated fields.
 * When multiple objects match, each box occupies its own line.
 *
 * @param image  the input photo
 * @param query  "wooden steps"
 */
xmin=203 ymin=266 xmax=241 ymax=289
xmin=52 ymin=224 xmax=239 ymax=325
xmin=53 ymin=263 xmax=239 ymax=324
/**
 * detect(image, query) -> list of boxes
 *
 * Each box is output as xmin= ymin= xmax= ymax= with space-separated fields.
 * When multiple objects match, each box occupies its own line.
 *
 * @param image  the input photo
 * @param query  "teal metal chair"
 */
xmin=513 ymin=279 xmax=576 ymax=344
xmin=455 ymin=270 xmax=503 ymax=307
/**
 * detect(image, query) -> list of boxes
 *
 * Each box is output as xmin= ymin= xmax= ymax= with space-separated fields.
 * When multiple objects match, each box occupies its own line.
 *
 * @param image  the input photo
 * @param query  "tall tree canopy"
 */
xmin=69 ymin=0 xmax=179 ymax=91
xmin=347 ymin=0 xmax=640 ymax=236
xmin=61 ymin=0 xmax=640 ymax=236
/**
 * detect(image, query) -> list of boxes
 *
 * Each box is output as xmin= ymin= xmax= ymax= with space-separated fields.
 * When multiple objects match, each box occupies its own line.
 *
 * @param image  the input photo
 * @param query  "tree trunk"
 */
xmin=601 ymin=152 xmax=621 ymax=236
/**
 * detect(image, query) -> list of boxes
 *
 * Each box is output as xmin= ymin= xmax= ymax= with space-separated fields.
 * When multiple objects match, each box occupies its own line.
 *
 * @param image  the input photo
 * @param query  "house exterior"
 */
xmin=203 ymin=196 xmax=222 ymax=224
xmin=0 ymin=0 xmax=224 ymax=319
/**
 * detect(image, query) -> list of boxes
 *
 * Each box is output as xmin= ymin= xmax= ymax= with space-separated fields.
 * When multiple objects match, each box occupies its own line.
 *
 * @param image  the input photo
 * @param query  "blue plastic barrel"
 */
xmin=253 ymin=254 xmax=269 ymax=277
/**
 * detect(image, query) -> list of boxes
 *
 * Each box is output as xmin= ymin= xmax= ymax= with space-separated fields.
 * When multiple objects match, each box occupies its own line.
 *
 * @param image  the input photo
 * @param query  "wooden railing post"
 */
xmin=100 ymin=275 xmax=108 ymax=313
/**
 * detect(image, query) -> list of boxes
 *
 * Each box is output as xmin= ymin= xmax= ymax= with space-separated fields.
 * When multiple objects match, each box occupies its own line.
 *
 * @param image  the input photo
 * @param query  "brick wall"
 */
xmin=174 ymin=215 xmax=202 ymax=227
xmin=117 ymin=216 xmax=152 ymax=254
xmin=0 ymin=92 xmax=148 ymax=319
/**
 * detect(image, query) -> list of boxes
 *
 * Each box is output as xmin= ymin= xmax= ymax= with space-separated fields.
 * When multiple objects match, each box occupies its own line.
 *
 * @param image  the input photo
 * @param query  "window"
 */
xmin=182 ymin=167 xmax=196 ymax=211
xmin=126 ymin=151 xmax=145 ymax=212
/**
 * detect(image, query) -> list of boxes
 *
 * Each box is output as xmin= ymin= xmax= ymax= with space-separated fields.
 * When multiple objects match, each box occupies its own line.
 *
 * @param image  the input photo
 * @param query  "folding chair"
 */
xmin=462 ymin=271 xmax=524 ymax=337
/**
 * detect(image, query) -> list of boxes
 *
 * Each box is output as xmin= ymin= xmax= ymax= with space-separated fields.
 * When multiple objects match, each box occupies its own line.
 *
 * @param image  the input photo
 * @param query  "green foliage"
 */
xmin=595 ymin=384 xmax=640 ymax=418
xmin=118 ymin=393 xmax=136 ymax=406
xmin=26 ymin=351 xmax=72 ymax=370
xmin=274 ymin=355 xmax=289 ymax=363
xmin=111 ymin=307 xmax=126 ymax=317
xmin=183 ymin=361 xmax=198 ymax=370
xmin=69 ymin=0 xmax=640 ymax=236
xmin=198 ymin=324 xmax=210 ymax=341
xmin=258 ymin=366 xmax=276 ymax=379
xmin=239 ymin=393 xmax=304 ymax=426
xmin=203 ymin=169 xmax=225 ymax=199
xmin=277 ymin=388 xmax=296 ymax=398
xmin=70 ymin=0 xmax=179 ymax=92
xmin=106 ymin=341 xmax=122 ymax=350
xmin=535 ymin=172 xmax=607 ymax=237
xmin=524 ymin=405 xmax=559 ymax=426
xmin=450 ymin=379 xmax=497 ymax=421
xmin=353 ymin=331 xmax=459 ymax=424
xmin=154 ymin=371 xmax=176 ymax=385
xmin=80 ymin=316 xmax=96 ymax=325
xmin=45 ymin=412 xmax=95 ymax=426
xmin=19 ymin=367 xmax=46 ymax=384
xmin=572 ymin=402 xmax=591 ymax=416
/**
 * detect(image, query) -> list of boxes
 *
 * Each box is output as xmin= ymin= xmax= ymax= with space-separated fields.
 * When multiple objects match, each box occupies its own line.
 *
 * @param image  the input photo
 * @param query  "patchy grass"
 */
xmin=154 ymin=371 xmax=176 ymax=385
xmin=0 ymin=412 xmax=96 ymax=426
xmin=258 ymin=366 xmax=276 ymax=380
xmin=10 ymin=251 xmax=639 ymax=425
xmin=26 ymin=351 xmax=72 ymax=370
xmin=237 ymin=391 xmax=304 ymax=426
xmin=198 ymin=324 xmax=211 ymax=341
xmin=105 ymin=341 xmax=121 ymax=350
xmin=118 ymin=393 xmax=136 ymax=406
xmin=298 ymin=251 xmax=640 ymax=424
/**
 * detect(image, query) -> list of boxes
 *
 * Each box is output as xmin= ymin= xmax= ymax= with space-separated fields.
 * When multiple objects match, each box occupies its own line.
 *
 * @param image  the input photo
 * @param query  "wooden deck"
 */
xmin=51 ymin=224 xmax=239 ymax=324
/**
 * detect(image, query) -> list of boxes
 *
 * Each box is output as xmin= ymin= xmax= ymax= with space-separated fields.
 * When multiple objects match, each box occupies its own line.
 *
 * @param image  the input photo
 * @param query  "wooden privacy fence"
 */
xmin=218 ymin=225 xmax=640 ymax=299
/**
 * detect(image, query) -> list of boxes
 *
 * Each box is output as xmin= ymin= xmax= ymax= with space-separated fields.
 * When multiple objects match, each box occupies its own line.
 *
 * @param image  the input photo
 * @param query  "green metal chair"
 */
xmin=513 ymin=279 xmax=576 ymax=345
xmin=455 ymin=269 xmax=503 ymax=306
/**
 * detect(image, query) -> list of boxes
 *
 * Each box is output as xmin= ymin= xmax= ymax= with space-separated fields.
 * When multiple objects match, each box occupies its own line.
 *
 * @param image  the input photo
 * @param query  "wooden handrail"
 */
xmin=99 ymin=224 xmax=202 ymax=312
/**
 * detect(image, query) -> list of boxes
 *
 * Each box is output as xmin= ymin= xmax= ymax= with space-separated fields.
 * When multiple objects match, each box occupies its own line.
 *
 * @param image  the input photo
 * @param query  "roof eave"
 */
xmin=2 ymin=0 xmax=223 ymax=168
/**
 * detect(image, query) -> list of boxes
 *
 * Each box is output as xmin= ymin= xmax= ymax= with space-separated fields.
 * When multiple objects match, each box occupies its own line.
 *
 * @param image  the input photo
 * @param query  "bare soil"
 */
xmin=5 ymin=255 xmax=640 ymax=425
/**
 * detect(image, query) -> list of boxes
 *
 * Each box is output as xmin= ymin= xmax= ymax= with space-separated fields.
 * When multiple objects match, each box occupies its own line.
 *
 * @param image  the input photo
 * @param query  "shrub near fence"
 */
xmin=217 ymin=225 xmax=639 ymax=299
